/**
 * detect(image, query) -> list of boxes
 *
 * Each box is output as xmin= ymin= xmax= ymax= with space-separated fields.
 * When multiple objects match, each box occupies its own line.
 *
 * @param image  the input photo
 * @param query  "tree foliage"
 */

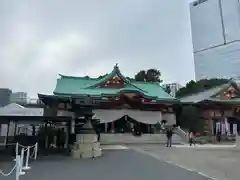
xmin=177 ymin=105 xmax=204 ymax=133
xmin=176 ymin=78 xmax=229 ymax=98
xmin=134 ymin=70 xmax=146 ymax=81
xmin=134 ymin=69 xmax=162 ymax=82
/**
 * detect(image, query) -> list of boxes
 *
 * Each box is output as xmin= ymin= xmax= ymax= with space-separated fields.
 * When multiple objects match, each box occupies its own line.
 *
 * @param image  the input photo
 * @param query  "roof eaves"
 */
xmin=58 ymin=74 xmax=98 ymax=80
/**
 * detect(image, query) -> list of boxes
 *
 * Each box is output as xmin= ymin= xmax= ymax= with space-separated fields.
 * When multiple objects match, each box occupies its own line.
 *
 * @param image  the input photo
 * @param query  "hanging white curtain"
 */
xmin=162 ymin=113 xmax=176 ymax=125
xmin=124 ymin=109 xmax=162 ymax=124
xmin=93 ymin=109 xmax=126 ymax=123
xmin=57 ymin=110 xmax=73 ymax=117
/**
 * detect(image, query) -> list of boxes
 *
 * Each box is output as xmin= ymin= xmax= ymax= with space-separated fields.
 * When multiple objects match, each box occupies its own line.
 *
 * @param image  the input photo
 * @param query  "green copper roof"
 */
xmin=54 ymin=65 xmax=177 ymax=101
xmin=180 ymin=78 xmax=240 ymax=105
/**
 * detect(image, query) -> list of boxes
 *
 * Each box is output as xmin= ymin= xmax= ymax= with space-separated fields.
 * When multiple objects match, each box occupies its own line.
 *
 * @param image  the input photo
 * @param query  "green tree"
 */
xmin=177 ymin=105 xmax=204 ymax=133
xmin=134 ymin=70 xmax=146 ymax=81
xmin=146 ymin=69 xmax=162 ymax=82
xmin=176 ymin=78 xmax=229 ymax=98
xmin=134 ymin=69 xmax=162 ymax=82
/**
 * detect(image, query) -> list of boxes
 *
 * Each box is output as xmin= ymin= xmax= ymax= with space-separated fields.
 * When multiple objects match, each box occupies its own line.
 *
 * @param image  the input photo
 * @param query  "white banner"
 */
xmin=233 ymin=124 xmax=238 ymax=135
xmin=221 ymin=123 xmax=226 ymax=135
xmin=224 ymin=117 xmax=230 ymax=135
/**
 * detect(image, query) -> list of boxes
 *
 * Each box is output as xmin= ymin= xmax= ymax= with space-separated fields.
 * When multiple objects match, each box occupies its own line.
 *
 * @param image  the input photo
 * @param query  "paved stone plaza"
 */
xmin=130 ymin=144 xmax=240 ymax=180
xmin=1 ymin=149 xmax=209 ymax=180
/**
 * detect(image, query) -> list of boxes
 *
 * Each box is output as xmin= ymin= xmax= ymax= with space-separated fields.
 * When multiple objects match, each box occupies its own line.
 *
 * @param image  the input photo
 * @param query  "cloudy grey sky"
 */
xmin=0 ymin=0 xmax=195 ymax=97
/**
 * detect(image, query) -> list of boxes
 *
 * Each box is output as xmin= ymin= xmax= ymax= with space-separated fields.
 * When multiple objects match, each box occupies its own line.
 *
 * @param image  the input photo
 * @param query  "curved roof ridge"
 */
xmin=86 ymin=65 xmax=147 ymax=93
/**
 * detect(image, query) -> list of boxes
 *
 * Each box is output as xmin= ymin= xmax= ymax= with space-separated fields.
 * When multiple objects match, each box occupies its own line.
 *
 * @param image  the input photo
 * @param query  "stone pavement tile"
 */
xmin=1 ymin=150 xmax=209 ymax=180
xmin=129 ymin=144 xmax=240 ymax=180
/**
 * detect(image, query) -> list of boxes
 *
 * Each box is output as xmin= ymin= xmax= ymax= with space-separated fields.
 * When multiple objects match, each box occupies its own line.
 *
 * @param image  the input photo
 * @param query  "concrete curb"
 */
xmin=100 ymin=142 xmax=184 ymax=145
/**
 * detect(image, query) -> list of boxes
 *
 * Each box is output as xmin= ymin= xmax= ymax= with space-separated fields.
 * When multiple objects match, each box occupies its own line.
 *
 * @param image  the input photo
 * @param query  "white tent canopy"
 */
xmin=0 ymin=103 xmax=43 ymax=116
xmin=93 ymin=109 xmax=162 ymax=124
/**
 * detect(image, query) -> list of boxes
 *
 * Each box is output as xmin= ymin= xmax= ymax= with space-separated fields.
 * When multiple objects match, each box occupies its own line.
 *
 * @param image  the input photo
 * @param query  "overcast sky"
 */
xmin=0 ymin=0 xmax=195 ymax=97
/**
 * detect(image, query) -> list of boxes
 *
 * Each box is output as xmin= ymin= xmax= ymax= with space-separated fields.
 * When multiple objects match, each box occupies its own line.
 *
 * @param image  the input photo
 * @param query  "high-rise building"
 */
xmin=0 ymin=88 xmax=12 ymax=106
xmin=190 ymin=0 xmax=240 ymax=80
xmin=10 ymin=92 xmax=28 ymax=105
xmin=162 ymin=83 xmax=182 ymax=97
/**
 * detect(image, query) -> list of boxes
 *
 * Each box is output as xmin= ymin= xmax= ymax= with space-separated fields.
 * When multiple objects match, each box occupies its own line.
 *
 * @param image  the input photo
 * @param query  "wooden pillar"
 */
xmin=64 ymin=126 xmax=68 ymax=149
xmin=148 ymin=125 xmax=151 ymax=133
xmin=111 ymin=121 xmax=115 ymax=133
xmin=104 ymin=123 xmax=108 ymax=133
xmin=44 ymin=123 xmax=48 ymax=149
xmin=71 ymin=116 xmax=75 ymax=134
xmin=14 ymin=122 xmax=17 ymax=136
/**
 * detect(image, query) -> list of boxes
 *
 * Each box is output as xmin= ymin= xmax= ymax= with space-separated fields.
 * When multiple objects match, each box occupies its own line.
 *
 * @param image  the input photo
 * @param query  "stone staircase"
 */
xmin=173 ymin=126 xmax=188 ymax=143
xmin=100 ymin=133 xmax=184 ymax=145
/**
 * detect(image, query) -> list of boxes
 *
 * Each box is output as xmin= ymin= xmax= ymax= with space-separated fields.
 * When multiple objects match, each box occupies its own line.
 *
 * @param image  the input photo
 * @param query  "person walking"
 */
xmin=166 ymin=128 xmax=173 ymax=147
xmin=189 ymin=131 xmax=195 ymax=146
xmin=96 ymin=127 xmax=101 ymax=142
xmin=217 ymin=130 xmax=221 ymax=142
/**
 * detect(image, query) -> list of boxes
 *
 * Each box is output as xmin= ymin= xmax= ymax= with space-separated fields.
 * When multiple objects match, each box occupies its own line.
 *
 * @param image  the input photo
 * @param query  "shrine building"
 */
xmin=180 ymin=78 xmax=240 ymax=136
xmin=38 ymin=64 xmax=179 ymax=134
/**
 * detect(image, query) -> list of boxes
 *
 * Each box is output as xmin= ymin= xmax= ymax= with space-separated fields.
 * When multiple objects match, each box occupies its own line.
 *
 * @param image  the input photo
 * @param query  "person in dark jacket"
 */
xmin=166 ymin=128 xmax=173 ymax=147
xmin=217 ymin=130 xmax=221 ymax=142
xmin=60 ymin=128 xmax=66 ymax=148
xmin=95 ymin=126 xmax=101 ymax=142
xmin=56 ymin=128 xmax=61 ymax=148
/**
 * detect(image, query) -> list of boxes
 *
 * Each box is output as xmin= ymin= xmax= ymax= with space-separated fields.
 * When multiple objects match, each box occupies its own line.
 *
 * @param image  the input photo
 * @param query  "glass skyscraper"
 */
xmin=190 ymin=0 xmax=240 ymax=80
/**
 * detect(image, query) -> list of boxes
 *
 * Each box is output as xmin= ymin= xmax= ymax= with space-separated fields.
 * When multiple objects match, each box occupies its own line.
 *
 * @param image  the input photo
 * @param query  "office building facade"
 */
xmin=0 ymin=89 xmax=12 ymax=107
xmin=190 ymin=0 xmax=240 ymax=80
xmin=162 ymin=83 xmax=182 ymax=97
xmin=10 ymin=92 xmax=28 ymax=105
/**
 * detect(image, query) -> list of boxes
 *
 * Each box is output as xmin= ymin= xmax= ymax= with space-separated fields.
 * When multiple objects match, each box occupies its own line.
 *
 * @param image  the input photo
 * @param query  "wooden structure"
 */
xmin=180 ymin=78 xmax=240 ymax=135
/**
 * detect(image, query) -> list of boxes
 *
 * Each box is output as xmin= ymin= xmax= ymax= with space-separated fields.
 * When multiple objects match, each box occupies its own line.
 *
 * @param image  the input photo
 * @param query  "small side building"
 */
xmin=180 ymin=78 xmax=240 ymax=136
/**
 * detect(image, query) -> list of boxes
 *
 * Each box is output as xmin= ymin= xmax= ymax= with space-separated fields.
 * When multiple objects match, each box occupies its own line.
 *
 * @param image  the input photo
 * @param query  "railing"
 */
xmin=0 ymin=142 xmax=38 ymax=180
xmin=174 ymin=126 xmax=188 ymax=142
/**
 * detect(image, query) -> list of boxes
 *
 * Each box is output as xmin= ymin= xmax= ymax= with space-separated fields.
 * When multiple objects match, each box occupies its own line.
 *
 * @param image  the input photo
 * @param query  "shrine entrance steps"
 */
xmin=100 ymin=133 xmax=184 ymax=145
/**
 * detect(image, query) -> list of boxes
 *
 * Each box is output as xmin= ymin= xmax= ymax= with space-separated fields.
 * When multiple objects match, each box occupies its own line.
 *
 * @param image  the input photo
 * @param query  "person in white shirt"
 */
xmin=189 ymin=131 xmax=195 ymax=146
